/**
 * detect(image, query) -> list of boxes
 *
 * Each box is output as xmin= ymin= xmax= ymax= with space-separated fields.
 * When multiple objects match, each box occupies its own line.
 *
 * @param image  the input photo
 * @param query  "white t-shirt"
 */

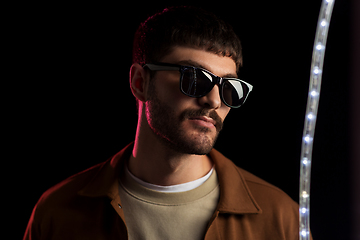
xmin=126 ymin=166 xmax=214 ymax=193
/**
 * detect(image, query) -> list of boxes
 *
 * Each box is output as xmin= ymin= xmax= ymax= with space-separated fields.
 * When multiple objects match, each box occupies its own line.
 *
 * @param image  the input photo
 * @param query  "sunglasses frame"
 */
xmin=143 ymin=62 xmax=253 ymax=108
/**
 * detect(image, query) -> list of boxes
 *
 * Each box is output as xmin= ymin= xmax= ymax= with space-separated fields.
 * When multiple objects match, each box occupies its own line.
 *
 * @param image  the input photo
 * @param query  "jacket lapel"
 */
xmin=209 ymin=149 xmax=262 ymax=214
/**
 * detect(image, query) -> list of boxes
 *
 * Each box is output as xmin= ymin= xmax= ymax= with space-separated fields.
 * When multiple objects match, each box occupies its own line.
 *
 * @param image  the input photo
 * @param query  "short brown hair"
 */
xmin=132 ymin=6 xmax=243 ymax=71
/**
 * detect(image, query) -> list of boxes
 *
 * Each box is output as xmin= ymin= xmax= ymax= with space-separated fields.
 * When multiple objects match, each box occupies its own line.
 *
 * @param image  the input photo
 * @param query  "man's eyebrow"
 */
xmin=176 ymin=60 xmax=238 ymax=78
xmin=177 ymin=60 xmax=205 ymax=69
xmin=223 ymin=73 xmax=238 ymax=78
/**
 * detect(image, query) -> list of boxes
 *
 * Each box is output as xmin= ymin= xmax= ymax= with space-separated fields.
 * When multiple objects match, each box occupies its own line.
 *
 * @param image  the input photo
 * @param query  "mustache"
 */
xmin=179 ymin=109 xmax=224 ymax=132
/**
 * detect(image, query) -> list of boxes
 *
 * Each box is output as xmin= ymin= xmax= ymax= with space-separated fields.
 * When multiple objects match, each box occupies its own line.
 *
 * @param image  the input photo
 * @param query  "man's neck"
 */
xmin=128 ymin=117 xmax=213 ymax=186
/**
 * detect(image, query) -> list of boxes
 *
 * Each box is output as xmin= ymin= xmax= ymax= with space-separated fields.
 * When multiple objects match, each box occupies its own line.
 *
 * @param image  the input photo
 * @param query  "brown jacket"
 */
xmin=24 ymin=143 xmax=301 ymax=239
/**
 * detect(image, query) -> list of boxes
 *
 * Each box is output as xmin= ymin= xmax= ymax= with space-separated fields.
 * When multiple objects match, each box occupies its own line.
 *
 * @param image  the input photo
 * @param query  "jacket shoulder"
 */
xmin=211 ymin=148 xmax=298 ymax=207
xmin=24 ymin=161 xmax=108 ymax=239
xmin=237 ymin=166 xmax=299 ymax=212
xmin=238 ymin=167 xmax=290 ymax=195
xmin=39 ymin=162 xmax=105 ymax=205
xmin=31 ymin=161 xmax=109 ymax=225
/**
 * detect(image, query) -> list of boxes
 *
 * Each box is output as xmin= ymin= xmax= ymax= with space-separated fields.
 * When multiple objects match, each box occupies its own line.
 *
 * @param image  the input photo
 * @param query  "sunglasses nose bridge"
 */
xmin=198 ymin=84 xmax=222 ymax=110
xmin=207 ymin=76 xmax=223 ymax=95
xmin=217 ymin=77 xmax=224 ymax=86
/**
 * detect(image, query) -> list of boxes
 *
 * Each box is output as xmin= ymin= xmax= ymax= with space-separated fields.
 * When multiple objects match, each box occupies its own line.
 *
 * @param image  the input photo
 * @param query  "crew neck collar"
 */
xmin=126 ymin=165 xmax=214 ymax=193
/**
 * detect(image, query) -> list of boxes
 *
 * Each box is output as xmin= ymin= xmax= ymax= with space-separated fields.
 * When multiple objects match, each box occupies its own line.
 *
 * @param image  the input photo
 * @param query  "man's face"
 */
xmin=144 ymin=46 xmax=236 ymax=155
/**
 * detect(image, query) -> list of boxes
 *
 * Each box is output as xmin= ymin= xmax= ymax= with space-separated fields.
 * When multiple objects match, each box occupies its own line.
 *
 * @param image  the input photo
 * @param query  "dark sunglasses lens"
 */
xmin=181 ymin=68 xmax=213 ymax=97
xmin=222 ymin=80 xmax=250 ymax=107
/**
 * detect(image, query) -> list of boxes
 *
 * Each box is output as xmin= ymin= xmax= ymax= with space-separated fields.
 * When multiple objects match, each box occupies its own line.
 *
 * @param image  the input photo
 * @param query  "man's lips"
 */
xmin=180 ymin=109 xmax=223 ymax=132
xmin=189 ymin=116 xmax=217 ymax=128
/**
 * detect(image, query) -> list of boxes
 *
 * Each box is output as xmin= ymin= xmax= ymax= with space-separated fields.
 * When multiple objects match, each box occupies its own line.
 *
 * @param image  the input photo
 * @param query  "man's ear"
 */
xmin=129 ymin=63 xmax=148 ymax=103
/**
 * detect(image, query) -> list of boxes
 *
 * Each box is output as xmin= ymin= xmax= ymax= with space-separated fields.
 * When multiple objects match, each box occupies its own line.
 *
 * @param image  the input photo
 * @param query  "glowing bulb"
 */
xmin=301 ymin=230 xmax=308 ymax=237
xmin=301 ymin=208 xmax=307 ymax=214
xmin=307 ymin=113 xmax=314 ymax=120
xmin=310 ymin=90 xmax=318 ymax=97
xmin=301 ymin=191 xmax=310 ymax=198
xmin=313 ymin=67 xmax=322 ymax=75
xmin=320 ymin=20 xmax=327 ymax=27
xmin=304 ymin=135 xmax=313 ymax=143
xmin=316 ymin=43 xmax=323 ymax=50
xmin=302 ymin=158 xmax=309 ymax=165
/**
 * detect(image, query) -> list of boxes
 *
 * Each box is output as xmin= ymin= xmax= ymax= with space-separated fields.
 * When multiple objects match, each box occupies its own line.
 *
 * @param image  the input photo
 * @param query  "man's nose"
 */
xmin=197 ymin=85 xmax=222 ymax=109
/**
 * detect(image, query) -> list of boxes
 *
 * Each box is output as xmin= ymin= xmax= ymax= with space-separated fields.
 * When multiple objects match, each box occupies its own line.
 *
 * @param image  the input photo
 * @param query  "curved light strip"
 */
xmin=299 ymin=0 xmax=335 ymax=239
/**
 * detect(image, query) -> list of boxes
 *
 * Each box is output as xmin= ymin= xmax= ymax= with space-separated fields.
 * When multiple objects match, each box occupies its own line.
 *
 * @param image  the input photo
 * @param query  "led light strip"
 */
xmin=299 ymin=0 xmax=335 ymax=239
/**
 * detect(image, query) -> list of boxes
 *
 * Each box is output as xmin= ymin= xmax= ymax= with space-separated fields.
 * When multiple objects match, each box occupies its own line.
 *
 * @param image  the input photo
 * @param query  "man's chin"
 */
xmin=167 ymin=131 xmax=218 ymax=155
xmin=171 ymin=141 xmax=214 ymax=155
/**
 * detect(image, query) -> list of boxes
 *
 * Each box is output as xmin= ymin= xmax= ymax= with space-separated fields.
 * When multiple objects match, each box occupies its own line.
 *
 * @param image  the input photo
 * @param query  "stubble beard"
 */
xmin=145 ymin=82 xmax=223 ymax=155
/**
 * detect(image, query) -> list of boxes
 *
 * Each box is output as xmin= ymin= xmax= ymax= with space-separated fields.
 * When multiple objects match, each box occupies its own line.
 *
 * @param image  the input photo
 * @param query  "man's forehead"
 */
xmin=161 ymin=46 xmax=238 ymax=78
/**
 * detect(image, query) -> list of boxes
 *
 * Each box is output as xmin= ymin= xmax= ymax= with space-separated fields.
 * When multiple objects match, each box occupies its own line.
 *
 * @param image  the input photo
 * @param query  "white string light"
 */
xmin=299 ymin=0 xmax=335 ymax=239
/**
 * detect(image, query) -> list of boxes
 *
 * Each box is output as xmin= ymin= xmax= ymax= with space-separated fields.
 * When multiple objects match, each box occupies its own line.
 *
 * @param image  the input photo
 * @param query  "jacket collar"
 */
xmin=78 ymin=142 xmax=133 ymax=199
xmin=79 ymin=143 xmax=262 ymax=215
xmin=209 ymin=149 xmax=262 ymax=214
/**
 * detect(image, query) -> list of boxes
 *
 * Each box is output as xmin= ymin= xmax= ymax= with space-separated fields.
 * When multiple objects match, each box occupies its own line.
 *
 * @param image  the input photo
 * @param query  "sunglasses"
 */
xmin=143 ymin=62 xmax=253 ymax=108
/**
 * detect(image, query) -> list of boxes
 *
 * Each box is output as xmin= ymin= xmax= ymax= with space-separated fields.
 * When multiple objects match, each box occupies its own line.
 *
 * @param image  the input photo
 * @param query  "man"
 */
xmin=24 ymin=6 xmax=303 ymax=240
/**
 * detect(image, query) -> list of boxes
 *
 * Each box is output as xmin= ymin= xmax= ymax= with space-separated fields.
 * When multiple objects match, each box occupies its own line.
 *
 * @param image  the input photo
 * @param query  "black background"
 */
xmin=15 ymin=0 xmax=358 ymax=239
